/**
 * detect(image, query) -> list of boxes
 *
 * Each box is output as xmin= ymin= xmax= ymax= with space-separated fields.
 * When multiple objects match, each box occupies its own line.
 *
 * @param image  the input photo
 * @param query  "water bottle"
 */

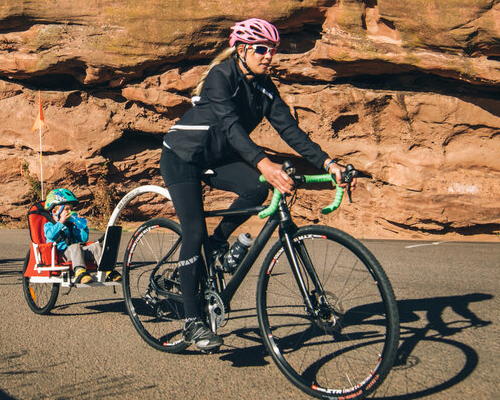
xmin=222 ymin=233 xmax=253 ymax=274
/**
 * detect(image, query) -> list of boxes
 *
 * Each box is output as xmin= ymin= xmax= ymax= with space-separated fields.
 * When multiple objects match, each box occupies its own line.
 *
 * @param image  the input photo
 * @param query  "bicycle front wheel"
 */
xmin=122 ymin=218 xmax=188 ymax=353
xmin=257 ymin=225 xmax=399 ymax=400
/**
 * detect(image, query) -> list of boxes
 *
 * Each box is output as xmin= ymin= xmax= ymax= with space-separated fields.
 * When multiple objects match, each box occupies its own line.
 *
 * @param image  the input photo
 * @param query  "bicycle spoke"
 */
xmin=123 ymin=218 xmax=188 ymax=353
xmin=22 ymin=251 xmax=59 ymax=315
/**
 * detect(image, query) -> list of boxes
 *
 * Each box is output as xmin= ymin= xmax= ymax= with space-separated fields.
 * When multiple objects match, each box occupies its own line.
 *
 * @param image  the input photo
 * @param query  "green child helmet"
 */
xmin=44 ymin=188 xmax=79 ymax=211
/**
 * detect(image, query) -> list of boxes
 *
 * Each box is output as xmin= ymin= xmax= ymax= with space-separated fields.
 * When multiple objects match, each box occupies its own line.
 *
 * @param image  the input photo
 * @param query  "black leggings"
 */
xmin=160 ymin=148 xmax=268 ymax=318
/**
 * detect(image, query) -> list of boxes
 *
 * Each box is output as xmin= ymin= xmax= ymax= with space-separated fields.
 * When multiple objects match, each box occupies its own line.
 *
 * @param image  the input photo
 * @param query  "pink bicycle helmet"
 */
xmin=229 ymin=18 xmax=280 ymax=47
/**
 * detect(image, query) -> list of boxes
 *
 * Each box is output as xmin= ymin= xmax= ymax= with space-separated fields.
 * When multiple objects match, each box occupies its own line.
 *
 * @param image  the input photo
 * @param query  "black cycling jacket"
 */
xmin=163 ymin=56 xmax=329 ymax=169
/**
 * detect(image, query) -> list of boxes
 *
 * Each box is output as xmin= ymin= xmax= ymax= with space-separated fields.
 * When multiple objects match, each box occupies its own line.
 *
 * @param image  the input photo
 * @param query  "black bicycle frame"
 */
xmin=204 ymin=205 xmax=277 ymax=307
xmin=204 ymin=198 xmax=317 ymax=313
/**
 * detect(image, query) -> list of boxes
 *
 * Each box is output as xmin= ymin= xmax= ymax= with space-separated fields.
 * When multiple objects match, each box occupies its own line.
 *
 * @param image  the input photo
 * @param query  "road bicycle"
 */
xmin=122 ymin=162 xmax=400 ymax=400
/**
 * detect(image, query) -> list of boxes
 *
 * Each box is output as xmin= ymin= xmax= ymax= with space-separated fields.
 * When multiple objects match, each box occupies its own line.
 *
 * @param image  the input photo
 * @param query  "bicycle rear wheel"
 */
xmin=122 ymin=218 xmax=188 ymax=353
xmin=22 ymin=250 xmax=60 ymax=314
xmin=257 ymin=225 xmax=399 ymax=400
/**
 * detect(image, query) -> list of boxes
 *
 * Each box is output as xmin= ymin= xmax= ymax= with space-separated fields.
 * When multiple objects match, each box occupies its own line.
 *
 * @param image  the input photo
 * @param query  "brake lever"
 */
xmin=346 ymin=183 xmax=353 ymax=203
xmin=341 ymin=164 xmax=357 ymax=203
xmin=282 ymin=160 xmax=295 ymax=176
xmin=281 ymin=160 xmax=298 ymax=194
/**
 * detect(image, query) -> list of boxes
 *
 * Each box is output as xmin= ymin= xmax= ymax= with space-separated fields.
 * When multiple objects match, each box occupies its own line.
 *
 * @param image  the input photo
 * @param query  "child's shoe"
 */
xmin=74 ymin=267 xmax=93 ymax=284
xmin=105 ymin=270 xmax=122 ymax=282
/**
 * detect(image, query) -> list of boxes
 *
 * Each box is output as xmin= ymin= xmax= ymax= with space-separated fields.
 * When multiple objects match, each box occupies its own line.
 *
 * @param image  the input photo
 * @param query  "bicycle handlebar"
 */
xmin=258 ymin=174 xmax=344 ymax=218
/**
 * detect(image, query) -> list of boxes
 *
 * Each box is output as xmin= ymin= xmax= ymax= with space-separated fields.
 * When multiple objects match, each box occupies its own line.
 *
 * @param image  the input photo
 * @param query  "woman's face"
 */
xmin=237 ymin=42 xmax=277 ymax=75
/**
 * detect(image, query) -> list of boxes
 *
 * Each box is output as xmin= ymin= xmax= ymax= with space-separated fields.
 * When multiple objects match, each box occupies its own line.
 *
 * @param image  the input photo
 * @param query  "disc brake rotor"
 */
xmin=312 ymin=291 xmax=344 ymax=333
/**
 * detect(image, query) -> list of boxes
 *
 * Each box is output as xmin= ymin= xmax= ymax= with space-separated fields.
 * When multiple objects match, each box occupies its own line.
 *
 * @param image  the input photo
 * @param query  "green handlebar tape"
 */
xmin=303 ymin=174 xmax=335 ymax=183
xmin=303 ymin=174 xmax=344 ymax=214
xmin=258 ymin=188 xmax=282 ymax=218
xmin=257 ymin=174 xmax=343 ymax=218
xmin=321 ymin=186 xmax=344 ymax=214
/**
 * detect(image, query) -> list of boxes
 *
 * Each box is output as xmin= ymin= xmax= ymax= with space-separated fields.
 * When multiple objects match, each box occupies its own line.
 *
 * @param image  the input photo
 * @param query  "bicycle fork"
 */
xmin=281 ymin=231 xmax=319 ymax=317
xmin=281 ymin=230 xmax=340 ymax=328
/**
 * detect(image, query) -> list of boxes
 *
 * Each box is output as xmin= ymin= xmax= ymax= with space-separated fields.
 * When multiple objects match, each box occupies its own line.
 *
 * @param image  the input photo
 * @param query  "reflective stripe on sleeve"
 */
xmin=171 ymin=124 xmax=210 ymax=130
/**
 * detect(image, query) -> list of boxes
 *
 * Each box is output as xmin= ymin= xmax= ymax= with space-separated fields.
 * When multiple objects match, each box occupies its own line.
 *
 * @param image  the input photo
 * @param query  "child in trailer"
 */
xmin=43 ymin=188 xmax=122 ymax=284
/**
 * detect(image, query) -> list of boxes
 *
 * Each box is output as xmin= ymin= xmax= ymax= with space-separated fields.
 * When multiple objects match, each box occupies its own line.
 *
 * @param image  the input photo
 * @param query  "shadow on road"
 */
xmin=219 ymin=325 xmax=270 ymax=367
xmin=370 ymin=293 xmax=492 ymax=399
xmin=0 ymin=349 xmax=155 ymax=399
xmin=0 ymin=258 xmax=23 ymax=265
xmin=0 ymin=389 xmax=17 ymax=400
xmin=0 ymin=259 xmax=23 ymax=286
xmin=50 ymin=298 xmax=127 ymax=316
xmin=396 ymin=293 xmax=492 ymax=337
xmin=214 ymin=293 xmax=493 ymax=400
xmin=14 ymin=285 xmax=493 ymax=399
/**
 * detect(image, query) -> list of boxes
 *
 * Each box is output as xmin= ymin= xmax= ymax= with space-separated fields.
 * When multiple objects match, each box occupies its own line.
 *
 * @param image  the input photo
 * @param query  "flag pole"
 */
xmin=37 ymin=91 xmax=44 ymax=201
xmin=32 ymin=91 xmax=46 ymax=201
xmin=39 ymin=116 xmax=44 ymax=201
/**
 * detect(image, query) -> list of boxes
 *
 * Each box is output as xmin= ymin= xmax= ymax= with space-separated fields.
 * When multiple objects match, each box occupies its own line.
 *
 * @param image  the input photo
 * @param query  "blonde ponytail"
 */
xmin=193 ymin=47 xmax=236 ymax=96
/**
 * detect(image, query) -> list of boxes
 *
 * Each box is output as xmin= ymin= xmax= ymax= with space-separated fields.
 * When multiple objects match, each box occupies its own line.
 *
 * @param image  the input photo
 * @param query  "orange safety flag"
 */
xmin=31 ymin=92 xmax=46 ymax=132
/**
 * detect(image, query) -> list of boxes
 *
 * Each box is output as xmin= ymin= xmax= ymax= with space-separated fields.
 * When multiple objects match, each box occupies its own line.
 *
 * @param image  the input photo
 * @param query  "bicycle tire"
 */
xmin=257 ymin=225 xmax=399 ymax=400
xmin=22 ymin=250 xmax=60 ymax=315
xmin=122 ymin=218 xmax=189 ymax=353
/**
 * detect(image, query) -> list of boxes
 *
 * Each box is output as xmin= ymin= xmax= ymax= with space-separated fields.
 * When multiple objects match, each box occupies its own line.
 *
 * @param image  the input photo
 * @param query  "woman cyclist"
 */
xmin=160 ymin=18 xmax=353 ymax=351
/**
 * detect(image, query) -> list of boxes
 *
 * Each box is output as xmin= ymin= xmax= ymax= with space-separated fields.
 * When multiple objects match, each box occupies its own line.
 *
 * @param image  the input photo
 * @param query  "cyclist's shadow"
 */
xmin=217 ymin=309 xmax=271 ymax=367
xmin=396 ymin=292 xmax=492 ymax=337
xmin=350 ymin=292 xmax=493 ymax=399
xmin=219 ymin=293 xmax=493 ymax=399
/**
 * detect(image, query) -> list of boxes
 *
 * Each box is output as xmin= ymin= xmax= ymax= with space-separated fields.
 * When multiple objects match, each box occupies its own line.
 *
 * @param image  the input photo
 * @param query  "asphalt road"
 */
xmin=0 ymin=228 xmax=498 ymax=400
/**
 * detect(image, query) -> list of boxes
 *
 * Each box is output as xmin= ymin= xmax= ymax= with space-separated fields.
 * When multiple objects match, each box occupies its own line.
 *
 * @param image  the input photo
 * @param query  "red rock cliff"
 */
xmin=1 ymin=0 xmax=499 ymax=240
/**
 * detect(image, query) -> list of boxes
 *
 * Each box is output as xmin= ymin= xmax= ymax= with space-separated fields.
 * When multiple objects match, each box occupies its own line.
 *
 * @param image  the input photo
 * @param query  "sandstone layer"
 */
xmin=1 ymin=0 xmax=499 ymax=240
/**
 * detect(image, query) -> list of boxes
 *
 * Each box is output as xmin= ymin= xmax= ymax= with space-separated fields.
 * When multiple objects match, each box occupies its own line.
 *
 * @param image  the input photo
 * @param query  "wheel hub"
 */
xmin=311 ymin=291 xmax=344 ymax=334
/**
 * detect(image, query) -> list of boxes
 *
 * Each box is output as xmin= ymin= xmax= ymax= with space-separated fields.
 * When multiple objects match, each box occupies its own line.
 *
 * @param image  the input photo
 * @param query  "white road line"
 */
xmin=405 ymin=242 xmax=447 ymax=249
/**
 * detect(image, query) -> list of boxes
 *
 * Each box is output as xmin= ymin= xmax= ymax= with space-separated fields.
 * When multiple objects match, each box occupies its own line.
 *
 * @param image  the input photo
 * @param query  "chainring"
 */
xmin=204 ymin=289 xmax=227 ymax=331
